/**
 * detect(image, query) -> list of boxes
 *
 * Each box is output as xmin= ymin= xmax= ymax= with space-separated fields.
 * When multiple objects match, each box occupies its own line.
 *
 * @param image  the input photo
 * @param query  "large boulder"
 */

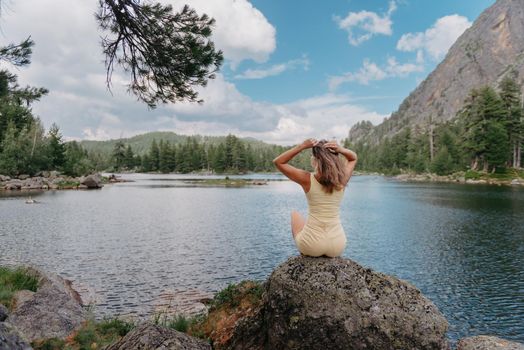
xmin=6 ymin=267 xmax=86 ymax=342
xmin=227 ymin=256 xmax=449 ymax=350
xmin=106 ymin=323 xmax=211 ymax=350
xmin=0 ymin=322 xmax=32 ymax=350
xmin=80 ymin=174 xmax=103 ymax=189
xmin=457 ymin=336 xmax=524 ymax=350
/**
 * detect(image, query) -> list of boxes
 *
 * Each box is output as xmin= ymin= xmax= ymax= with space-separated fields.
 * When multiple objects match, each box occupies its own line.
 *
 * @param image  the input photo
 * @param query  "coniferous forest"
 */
xmin=346 ymin=77 xmax=524 ymax=176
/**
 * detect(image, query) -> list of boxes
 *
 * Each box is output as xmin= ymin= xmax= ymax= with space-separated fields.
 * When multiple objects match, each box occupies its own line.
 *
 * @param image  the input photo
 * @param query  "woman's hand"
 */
xmin=324 ymin=141 xmax=342 ymax=153
xmin=300 ymin=138 xmax=318 ymax=149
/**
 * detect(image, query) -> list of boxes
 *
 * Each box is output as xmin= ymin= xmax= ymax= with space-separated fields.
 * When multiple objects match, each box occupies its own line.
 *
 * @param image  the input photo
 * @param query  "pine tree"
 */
xmin=499 ymin=76 xmax=523 ymax=168
xmin=47 ymin=123 xmax=66 ymax=170
xmin=124 ymin=144 xmax=135 ymax=169
xmin=112 ymin=140 xmax=126 ymax=170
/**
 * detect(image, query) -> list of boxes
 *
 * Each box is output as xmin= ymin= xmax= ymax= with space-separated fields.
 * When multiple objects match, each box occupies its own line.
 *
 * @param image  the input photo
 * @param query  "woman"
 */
xmin=273 ymin=138 xmax=357 ymax=257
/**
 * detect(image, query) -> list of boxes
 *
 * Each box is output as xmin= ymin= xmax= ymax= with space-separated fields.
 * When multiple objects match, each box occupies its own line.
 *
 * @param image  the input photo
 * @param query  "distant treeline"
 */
xmin=349 ymin=76 xmax=524 ymax=175
xmin=0 ymin=67 xmax=310 ymax=177
xmin=111 ymin=134 xmax=312 ymax=173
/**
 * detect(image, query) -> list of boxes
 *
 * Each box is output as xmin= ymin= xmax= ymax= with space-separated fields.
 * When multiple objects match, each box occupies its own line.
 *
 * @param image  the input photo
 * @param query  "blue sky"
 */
xmin=1 ymin=0 xmax=496 ymax=144
xmin=230 ymin=0 xmax=495 ymax=112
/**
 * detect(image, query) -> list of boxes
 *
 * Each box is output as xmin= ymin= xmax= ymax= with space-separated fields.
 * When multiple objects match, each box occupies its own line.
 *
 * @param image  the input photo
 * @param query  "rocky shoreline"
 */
xmin=393 ymin=173 xmax=524 ymax=186
xmin=1 ymin=257 xmax=522 ymax=349
xmin=0 ymin=173 xmax=133 ymax=192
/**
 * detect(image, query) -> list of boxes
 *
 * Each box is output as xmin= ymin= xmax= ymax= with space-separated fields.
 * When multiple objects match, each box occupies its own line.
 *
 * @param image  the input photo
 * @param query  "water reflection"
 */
xmin=0 ymin=174 xmax=522 ymax=343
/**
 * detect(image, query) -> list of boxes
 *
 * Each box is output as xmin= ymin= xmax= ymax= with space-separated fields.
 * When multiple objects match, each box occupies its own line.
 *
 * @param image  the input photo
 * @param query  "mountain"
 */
xmin=79 ymin=131 xmax=278 ymax=155
xmin=350 ymin=0 xmax=524 ymax=143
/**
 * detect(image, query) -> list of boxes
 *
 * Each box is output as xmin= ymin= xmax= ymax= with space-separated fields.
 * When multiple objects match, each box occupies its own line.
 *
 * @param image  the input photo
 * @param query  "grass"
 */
xmin=56 ymin=180 xmax=80 ymax=189
xmin=464 ymin=168 xmax=523 ymax=181
xmin=185 ymin=280 xmax=265 ymax=347
xmin=0 ymin=266 xmax=39 ymax=308
xmin=211 ymin=280 xmax=264 ymax=310
xmin=152 ymin=312 xmax=206 ymax=334
xmin=32 ymin=317 xmax=136 ymax=350
xmin=183 ymin=177 xmax=254 ymax=187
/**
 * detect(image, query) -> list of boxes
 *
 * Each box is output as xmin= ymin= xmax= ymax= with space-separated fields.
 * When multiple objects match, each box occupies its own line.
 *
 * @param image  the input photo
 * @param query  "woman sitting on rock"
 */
xmin=273 ymin=139 xmax=357 ymax=257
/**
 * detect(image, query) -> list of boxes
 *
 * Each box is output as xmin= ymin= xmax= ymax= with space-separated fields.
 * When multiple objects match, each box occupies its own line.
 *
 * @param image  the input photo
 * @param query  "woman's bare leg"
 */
xmin=291 ymin=210 xmax=306 ymax=238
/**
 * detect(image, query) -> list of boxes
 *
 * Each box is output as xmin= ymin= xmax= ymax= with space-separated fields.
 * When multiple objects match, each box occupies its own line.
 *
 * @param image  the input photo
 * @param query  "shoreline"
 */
xmin=0 ymin=173 xmax=124 ymax=192
xmin=391 ymin=172 xmax=524 ymax=187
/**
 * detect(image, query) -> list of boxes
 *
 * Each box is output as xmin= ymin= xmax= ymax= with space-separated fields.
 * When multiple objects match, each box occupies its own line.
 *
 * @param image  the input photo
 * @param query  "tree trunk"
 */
xmin=471 ymin=156 xmax=479 ymax=171
xmin=518 ymin=142 xmax=522 ymax=168
xmin=429 ymin=124 xmax=434 ymax=162
xmin=513 ymin=142 xmax=518 ymax=168
xmin=483 ymin=159 xmax=489 ymax=172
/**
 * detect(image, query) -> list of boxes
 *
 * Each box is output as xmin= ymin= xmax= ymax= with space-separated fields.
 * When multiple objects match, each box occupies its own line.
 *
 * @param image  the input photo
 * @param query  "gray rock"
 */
xmin=228 ymin=256 xmax=449 ymax=350
xmin=17 ymin=175 xmax=30 ymax=180
xmin=0 ymin=175 xmax=10 ymax=181
xmin=105 ymin=323 xmax=211 ymax=350
xmin=51 ymin=177 xmax=64 ymax=185
xmin=457 ymin=336 xmax=524 ymax=350
xmin=7 ymin=267 xmax=86 ymax=342
xmin=511 ymin=179 xmax=520 ymax=185
xmin=0 ymin=322 xmax=32 ymax=350
xmin=0 ymin=304 xmax=8 ymax=322
xmin=49 ymin=171 xmax=60 ymax=178
xmin=4 ymin=181 xmax=22 ymax=190
xmin=11 ymin=291 xmax=35 ymax=309
xmin=80 ymin=174 xmax=103 ymax=189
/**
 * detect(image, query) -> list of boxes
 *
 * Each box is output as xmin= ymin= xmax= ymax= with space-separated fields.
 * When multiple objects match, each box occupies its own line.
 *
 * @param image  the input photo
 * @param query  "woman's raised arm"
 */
xmin=273 ymin=138 xmax=317 ymax=191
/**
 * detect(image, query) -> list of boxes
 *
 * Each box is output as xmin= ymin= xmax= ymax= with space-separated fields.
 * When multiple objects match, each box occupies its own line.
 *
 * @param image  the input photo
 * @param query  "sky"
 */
xmin=0 ymin=0 xmax=496 ymax=145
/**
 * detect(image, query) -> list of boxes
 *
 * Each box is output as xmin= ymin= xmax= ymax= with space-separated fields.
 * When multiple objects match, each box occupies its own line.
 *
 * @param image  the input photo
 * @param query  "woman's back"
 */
xmin=306 ymin=173 xmax=344 ymax=222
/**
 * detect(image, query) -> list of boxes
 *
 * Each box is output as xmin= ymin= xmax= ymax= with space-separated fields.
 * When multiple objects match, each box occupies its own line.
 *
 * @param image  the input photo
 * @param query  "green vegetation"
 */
xmin=32 ymin=317 xmax=135 ymax=350
xmin=348 ymin=76 xmax=524 ymax=176
xmin=152 ymin=312 xmax=206 ymax=335
xmin=0 ymin=1 xmax=224 ymax=177
xmin=96 ymin=133 xmax=312 ymax=174
xmin=211 ymin=280 xmax=264 ymax=309
xmin=0 ymin=266 xmax=39 ymax=308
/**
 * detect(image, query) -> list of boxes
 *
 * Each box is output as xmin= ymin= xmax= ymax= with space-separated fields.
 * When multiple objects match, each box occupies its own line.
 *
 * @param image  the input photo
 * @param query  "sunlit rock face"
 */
xmin=350 ymin=0 xmax=524 ymax=144
xmin=225 ymin=256 xmax=450 ymax=350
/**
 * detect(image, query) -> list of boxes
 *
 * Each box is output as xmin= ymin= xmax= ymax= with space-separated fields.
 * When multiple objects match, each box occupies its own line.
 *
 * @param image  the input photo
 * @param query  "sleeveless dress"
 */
xmin=294 ymin=173 xmax=347 ymax=257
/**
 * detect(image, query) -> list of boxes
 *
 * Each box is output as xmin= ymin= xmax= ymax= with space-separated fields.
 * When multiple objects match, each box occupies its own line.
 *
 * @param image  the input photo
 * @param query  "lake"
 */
xmin=0 ymin=174 xmax=523 ymax=343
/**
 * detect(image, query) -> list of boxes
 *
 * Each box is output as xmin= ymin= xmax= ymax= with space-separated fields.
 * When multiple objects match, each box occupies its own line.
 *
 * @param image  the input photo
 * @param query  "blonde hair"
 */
xmin=311 ymin=140 xmax=346 ymax=193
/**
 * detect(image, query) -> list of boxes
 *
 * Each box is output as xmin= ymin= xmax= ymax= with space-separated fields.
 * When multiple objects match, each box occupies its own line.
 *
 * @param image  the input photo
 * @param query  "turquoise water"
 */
xmin=0 ymin=174 xmax=523 ymax=342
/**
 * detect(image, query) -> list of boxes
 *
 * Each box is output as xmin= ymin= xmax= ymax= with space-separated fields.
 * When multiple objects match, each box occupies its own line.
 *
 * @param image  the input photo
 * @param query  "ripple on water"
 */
xmin=0 ymin=174 xmax=523 ymax=343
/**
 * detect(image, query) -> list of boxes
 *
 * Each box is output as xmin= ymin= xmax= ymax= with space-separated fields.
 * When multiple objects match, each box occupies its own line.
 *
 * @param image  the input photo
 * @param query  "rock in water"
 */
xmin=7 ymin=267 xmax=86 ymax=342
xmin=228 ymin=256 xmax=449 ymax=350
xmin=106 ymin=323 xmax=211 ymax=350
xmin=0 ymin=322 xmax=32 ymax=350
xmin=80 ymin=174 xmax=103 ymax=189
xmin=457 ymin=336 xmax=524 ymax=350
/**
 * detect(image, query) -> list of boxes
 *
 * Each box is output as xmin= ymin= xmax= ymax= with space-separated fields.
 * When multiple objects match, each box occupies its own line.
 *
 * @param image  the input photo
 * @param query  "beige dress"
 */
xmin=294 ymin=173 xmax=347 ymax=257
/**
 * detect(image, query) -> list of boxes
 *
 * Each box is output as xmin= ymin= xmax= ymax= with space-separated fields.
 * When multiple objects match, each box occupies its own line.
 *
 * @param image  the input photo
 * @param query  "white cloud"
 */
xmin=335 ymin=1 xmax=397 ymax=46
xmin=234 ymin=57 xmax=310 ymax=80
xmin=396 ymin=14 xmax=472 ymax=61
xmin=0 ymin=0 xmax=386 ymax=145
xmin=167 ymin=0 xmax=277 ymax=68
xmin=328 ymin=56 xmax=424 ymax=90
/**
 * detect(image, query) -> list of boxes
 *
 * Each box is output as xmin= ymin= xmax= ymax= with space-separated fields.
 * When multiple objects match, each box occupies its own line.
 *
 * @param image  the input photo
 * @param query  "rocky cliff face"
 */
xmin=350 ymin=0 xmax=524 ymax=143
